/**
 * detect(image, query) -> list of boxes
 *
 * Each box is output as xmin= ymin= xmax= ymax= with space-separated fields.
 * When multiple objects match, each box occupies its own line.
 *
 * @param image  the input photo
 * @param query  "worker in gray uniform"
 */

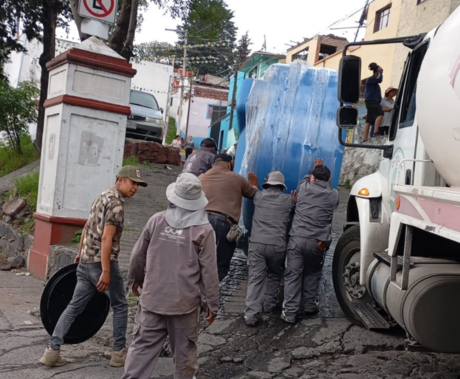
xmin=282 ymin=159 xmax=339 ymax=324
xmin=244 ymin=171 xmax=296 ymax=326
xmin=182 ymin=138 xmax=217 ymax=177
xmin=123 ymin=173 xmax=219 ymax=379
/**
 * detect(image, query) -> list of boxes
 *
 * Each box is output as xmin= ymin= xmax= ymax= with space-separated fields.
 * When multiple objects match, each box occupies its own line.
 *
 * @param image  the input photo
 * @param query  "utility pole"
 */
xmin=185 ymin=73 xmax=193 ymax=139
xmin=228 ymin=66 xmax=238 ymax=131
xmin=165 ymin=28 xmax=188 ymax=135
xmin=162 ymin=75 xmax=174 ymax=146
xmin=178 ymin=31 xmax=188 ymax=135
xmin=354 ymin=0 xmax=369 ymax=42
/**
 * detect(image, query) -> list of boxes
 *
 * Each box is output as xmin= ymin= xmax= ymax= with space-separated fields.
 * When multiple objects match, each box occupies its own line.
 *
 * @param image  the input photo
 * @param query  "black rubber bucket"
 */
xmin=40 ymin=264 xmax=110 ymax=344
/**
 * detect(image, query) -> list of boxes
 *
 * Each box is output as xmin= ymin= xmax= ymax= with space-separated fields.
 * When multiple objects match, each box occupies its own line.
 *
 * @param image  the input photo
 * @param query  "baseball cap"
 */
xmin=201 ymin=138 xmax=217 ymax=149
xmin=117 ymin=165 xmax=148 ymax=187
xmin=214 ymin=153 xmax=233 ymax=163
xmin=312 ymin=165 xmax=331 ymax=182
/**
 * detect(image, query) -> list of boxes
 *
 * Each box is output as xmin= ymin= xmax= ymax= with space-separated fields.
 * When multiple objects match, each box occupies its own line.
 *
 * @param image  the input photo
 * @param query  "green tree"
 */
xmin=0 ymin=81 xmax=40 ymax=154
xmin=134 ymin=41 xmax=178 ymax=63
xmin=0 ymin=0 xmax=43 ymax=83
xmin=178 ymin=0 xmax=237 ymax=76
xmin=235 ymin=31 xmax=251 ymax=69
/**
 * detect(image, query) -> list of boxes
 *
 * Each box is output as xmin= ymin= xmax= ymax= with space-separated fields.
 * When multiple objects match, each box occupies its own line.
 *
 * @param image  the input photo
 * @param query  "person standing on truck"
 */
xmin=39 ymin=166 xmax=148 ymax=368
xmin=200 ymin=154 xmax=259 ymax=281
xmin=183 ymin=138 xmax=217 ymax=177
xmin=379 ymin=87 xmax=398 ymax=136
xmin=244 ymin=171 xmax=296 ymax=326
xmin=363 ymin=63 xmax=384 ymax=142
xmin=185 ymin=136 xmax=195 ymax=159
xmin=122 ymin=173 xmax=219 ymax=379
xmin=282 ymin=159 xmax=339 ymax=324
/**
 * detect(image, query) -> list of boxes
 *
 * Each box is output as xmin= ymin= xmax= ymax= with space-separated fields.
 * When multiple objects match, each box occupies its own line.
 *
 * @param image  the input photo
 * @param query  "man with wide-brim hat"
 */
xmin=40 ymin=165 xmax=147 ymax=368
xmin=244 ymin=171 xmax=296 ymax=326
xmin=123 ymin=173 xmax=219 ymax=379
xmin=380 ymin=87 xmax=398 ymax=136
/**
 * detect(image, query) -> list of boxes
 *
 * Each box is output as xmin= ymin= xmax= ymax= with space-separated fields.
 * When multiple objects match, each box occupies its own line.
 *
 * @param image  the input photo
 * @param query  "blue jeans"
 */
xmin=207 ymin=213 xmax=236 ymax=282
xmin=50 ymin=261 xmax=128 ymax=351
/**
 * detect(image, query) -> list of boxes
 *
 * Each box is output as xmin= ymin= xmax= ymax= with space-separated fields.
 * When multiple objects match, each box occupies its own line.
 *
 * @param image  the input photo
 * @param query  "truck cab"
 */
xmin=333 ymin=6 xmax=460 ymax=353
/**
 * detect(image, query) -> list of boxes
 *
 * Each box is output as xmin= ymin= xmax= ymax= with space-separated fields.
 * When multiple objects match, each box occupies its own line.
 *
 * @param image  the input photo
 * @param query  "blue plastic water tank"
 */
xmin=235 ymin=63 xmax=345 ymax=248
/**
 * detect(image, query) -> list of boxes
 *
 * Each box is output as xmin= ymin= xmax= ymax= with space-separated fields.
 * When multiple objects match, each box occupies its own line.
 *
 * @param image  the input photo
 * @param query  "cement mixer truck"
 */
xmin=333 ymin=6 xmax=460 ymax=353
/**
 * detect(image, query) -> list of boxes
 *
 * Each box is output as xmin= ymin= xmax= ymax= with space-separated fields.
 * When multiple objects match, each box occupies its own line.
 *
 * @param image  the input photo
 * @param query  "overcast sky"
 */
xmin=57 ymin=0 xmax=367 ymax=54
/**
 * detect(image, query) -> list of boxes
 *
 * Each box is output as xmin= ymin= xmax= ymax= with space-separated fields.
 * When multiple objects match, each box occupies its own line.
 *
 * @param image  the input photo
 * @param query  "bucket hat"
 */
xmin=166 ymin=173 xmax=208 ymax=211
xmin=263 ymin=171 xmax=287 ymax=190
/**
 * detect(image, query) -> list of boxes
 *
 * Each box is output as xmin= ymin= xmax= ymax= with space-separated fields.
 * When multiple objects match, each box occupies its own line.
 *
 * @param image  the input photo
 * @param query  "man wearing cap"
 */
xmin=183 ymin=137 xmax=217 ymax=177
xmin=123 ymin=173 xmax=219 ymax=379
xmin=199 ymin=154 xmax=259 ymax=282
xmin=282 ymin=159 xmax=339 ymax=324
xmin=40 ymin=166 xmax=147 ymax=368
xmin=244 ymin=171 xmax=296 ymax=326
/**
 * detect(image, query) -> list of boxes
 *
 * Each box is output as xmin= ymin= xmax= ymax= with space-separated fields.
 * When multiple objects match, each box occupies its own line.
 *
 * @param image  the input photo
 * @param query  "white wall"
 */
xmin=179 ymin=95 xmax=227 ymax=141
xmin=131 ymin=61 xmax=174 ymax=118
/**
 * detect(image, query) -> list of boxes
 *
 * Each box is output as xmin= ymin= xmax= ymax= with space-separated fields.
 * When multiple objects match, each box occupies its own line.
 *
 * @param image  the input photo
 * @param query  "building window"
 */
xmin=206 ymin=105 xmax=213 ymax=119
xmin=374 ymin=5 xmax=391 ymax=32
xmin=292 ymin=47 xmax=309 ymax=61
xmin=318 ymin=44 xmax=337 ymax=61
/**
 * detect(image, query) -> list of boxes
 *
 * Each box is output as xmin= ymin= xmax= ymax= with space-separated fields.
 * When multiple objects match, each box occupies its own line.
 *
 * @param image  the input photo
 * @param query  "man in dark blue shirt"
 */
xmin=363 ymin=63 xmax=384 ymax=142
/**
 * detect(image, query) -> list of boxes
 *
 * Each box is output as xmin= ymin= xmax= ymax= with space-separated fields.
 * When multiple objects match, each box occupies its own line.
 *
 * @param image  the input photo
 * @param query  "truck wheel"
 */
xmin=332 ymin=225 xmax=373 ymax=325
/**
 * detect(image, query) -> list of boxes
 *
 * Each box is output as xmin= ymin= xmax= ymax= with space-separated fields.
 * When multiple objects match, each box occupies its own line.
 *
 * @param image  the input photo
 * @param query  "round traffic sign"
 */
xmin=40 ymin=263 xmax=110 ymax=344
xmin=83 ymin=0 xmax=115 ymax=18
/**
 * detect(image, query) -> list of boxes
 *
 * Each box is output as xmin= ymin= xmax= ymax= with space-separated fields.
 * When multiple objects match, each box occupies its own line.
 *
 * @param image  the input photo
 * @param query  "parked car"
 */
xmin=127 ymin=90 xmax=165 ymax=143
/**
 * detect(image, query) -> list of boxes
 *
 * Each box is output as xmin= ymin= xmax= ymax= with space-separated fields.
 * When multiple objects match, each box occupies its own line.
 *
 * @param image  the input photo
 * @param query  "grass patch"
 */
xmin=13 ymin=171 xmax=39 ymax=211
xmin=165 ymin=117 xmax=177 ymax=145
xmin=123 ymin=156 xmax=139 ymax=166
xmin=71 ymin=229 xmax=82 ymax=243
xmin=343 ymin=179 xmax=352 ymax=190
xmin=0 ymin=136 xmax=40 ymax=178
xmin=19 ymin=218 xmax=35 ymax=236
xmin=123 ymin=227 xmax=134 ymax=232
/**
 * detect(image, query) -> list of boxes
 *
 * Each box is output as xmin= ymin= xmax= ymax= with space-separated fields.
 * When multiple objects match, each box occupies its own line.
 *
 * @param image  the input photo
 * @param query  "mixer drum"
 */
xmin=385 ymin=263 xmax=460 ymax=353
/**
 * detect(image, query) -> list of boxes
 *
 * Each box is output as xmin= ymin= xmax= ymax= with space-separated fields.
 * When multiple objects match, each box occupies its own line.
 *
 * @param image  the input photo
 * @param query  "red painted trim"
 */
xmin=44 ymin=94 xmax=131 ymax=115
xmin=34 ymin=212 xmax=87 ymax=227
xmin=46 ymin=48 xmax=137 ymax=78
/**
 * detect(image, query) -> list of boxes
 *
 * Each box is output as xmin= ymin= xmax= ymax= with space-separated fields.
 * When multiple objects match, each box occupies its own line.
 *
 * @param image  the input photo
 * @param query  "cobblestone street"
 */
xmin=1 ymin=164 xmax=460 ymax=378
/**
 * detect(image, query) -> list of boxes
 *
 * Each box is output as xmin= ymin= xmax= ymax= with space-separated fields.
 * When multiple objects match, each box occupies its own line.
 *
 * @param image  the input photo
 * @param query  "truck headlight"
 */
xmin=146 ymin=117 xmax=164 ymax=125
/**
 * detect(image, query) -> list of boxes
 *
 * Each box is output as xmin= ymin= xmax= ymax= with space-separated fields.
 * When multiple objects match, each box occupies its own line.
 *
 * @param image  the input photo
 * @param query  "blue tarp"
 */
xmin=234 ymin=63 xmax=345 ymax=247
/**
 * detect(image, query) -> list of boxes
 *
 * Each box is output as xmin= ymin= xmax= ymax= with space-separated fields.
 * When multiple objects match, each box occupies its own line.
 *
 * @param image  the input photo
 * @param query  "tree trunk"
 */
xmin=120 ymin=0 xmax=138 ymax=60
xmin=108 ymin=0 xmax=132 ymax=58
xmin=35 ymin=0 xmax=58 ymax=152
xmin=70 ymin=0 xmax=90 ymax=41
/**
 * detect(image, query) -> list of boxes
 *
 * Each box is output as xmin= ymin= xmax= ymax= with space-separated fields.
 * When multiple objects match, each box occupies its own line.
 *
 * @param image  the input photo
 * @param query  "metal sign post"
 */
xmin=78 ymin=0 xmax=117 ymax=39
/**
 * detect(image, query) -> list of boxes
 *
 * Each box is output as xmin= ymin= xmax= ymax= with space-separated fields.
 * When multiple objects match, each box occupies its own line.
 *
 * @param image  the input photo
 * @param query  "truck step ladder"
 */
xmin=353 ymin=303 xmax=391 ymax=330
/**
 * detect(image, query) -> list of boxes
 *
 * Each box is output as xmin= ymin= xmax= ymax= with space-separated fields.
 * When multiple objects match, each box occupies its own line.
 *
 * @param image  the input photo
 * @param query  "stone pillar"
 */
xmin=29 ymin=37 xmax=136 ymax=280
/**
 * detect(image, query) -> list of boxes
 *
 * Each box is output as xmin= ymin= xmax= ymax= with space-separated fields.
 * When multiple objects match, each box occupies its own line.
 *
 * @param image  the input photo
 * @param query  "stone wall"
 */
xmin=339 ymin=119 xmax=386 ymax=187
xmin=0 ymin=222 xmax=33 ymax=260
xmin=124 ymin=139 xmax=181 ymax=165
xmin=47 ymin=244 xmax=78 ymax=279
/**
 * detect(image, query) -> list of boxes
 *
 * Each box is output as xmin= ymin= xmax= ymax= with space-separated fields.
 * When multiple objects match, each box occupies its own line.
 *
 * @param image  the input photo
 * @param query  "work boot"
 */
xmin=280 ymin=312 xmax=296 ymax=324
xmin=110 ymin=347 xmax=128 ymax=367
xmin=304 ymin=305 xmax=319 ymax=316
xmin=39 ymin=347 xmax=67 ymax=367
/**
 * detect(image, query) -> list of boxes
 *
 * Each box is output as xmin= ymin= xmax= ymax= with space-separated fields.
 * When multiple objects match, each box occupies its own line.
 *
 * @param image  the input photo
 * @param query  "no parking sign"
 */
xmin=78 ymin=0 xmax=117 ymax=24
